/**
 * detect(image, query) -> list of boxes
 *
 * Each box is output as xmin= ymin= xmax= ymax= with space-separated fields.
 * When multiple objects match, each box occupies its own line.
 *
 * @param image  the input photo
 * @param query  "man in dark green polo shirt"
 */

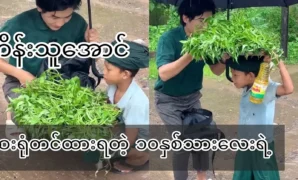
xmin=0 ymin=0 xmax=99 ymax=139
xmin=154 ymin=0 xmax=230 ymax=180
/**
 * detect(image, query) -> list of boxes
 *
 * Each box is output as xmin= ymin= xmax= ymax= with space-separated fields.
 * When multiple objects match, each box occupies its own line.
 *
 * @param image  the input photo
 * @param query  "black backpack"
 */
xmin=180 ymin=108 xmax=225 ymax=176
xmin=36 ymin=56 xmax=104 ymax=90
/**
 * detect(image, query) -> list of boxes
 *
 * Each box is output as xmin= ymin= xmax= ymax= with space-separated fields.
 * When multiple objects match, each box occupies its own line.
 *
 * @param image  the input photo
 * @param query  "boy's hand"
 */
xmin=85 ymin=25 xmax=99 ymax=43
xmin=278 ymin=60 xmax=285 ymax=68
xmin=263 ymin=55 xmax=272 ymax=63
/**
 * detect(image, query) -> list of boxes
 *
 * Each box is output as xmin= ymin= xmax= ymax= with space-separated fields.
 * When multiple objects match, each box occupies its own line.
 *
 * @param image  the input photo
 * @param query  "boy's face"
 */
xmin=231 ymin=69 xmax=255 ymax=89
xmin=37 ymin=7 xmax=74 ymax=31
xmin=103 ymin=61 xmax=130 ymax=85
xmin=183 ymin=11 xmax=213 ymax=33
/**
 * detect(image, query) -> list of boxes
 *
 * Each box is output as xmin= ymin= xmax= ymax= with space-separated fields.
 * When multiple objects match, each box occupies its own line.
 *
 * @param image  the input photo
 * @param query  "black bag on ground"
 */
xmin=36 ymin=56 xmax=104 ymax=90
xmin=180 ymin=108 xmax=225 ymax=175
xmin=181 ymin=108 xmax=225 ymax=140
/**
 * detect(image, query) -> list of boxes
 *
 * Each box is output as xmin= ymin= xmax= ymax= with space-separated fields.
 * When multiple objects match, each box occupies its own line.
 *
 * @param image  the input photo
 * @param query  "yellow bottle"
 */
xmin=249 ymin=62 xmax=270 ymax=104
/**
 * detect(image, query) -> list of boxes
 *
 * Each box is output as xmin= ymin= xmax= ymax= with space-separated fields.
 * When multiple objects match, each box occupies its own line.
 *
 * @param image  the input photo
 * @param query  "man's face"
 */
xmin=37 ymin=7 xmax=74 ymax=31
xmin=183 ymin=11 xmax=213 ymax=33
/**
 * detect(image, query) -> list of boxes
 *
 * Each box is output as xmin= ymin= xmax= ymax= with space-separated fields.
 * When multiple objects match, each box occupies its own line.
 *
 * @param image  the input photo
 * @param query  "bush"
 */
xmin=149 ymin=4 xmax=179 ymax=51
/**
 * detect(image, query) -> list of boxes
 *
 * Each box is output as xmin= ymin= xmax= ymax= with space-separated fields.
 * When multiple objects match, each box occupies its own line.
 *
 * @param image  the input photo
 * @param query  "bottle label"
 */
xmin=250 ymin=83 xmax=267 ymax=99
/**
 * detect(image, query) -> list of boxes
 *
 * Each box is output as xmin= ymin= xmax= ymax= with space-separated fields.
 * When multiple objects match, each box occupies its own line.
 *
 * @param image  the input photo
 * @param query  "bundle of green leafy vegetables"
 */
xmin=181 ymin=10 xmax=284 ymax=65
xmin=7 ymin=70 xmax=122 ymax=140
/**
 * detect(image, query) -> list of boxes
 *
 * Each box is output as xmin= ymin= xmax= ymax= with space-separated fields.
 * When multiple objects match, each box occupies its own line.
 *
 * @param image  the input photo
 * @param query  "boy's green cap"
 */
xmin=106 ymin=40 xmax=149 ymax=70
xmin=226 ymin=55 xmax=264 ymax=72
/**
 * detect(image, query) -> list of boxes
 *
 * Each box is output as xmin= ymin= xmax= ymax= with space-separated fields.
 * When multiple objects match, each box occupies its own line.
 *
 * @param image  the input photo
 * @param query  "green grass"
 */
xmin=287 ymin=41 xmax=298 ymax=64
xmin=149 ymin=59 xmax=224 ymax=80
xmin=149 ymin=58 xmax=158 ymax=80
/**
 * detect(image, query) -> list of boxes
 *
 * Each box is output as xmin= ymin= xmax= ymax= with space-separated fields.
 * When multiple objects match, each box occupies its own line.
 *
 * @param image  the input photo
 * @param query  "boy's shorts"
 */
xmin=233 ymin=141 xmax=280 ymax=180
xmin=2 ymin=75 xmax=21 ymax=103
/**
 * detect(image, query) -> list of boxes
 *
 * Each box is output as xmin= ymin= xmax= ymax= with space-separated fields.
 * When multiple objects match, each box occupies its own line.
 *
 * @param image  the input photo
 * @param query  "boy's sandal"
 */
xmin=95 ymin=157 xmax=127 ymax=177
xmin=111 ymin=159 xmax=149 ymax=174
xmin=5 ymin=120 xmax=25 ymax=140
xmin=96 ymin=157 xmax=126 ymax=171
xmin=96 ymin=160 xmax=111 ymax=171
xmin=95 ymin=160 xmax=108 ymax=177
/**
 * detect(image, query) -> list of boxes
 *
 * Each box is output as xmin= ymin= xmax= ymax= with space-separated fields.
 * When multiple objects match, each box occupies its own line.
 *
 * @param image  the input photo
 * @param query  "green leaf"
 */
xmin=180 ymin=9 xmax=283 ymax=63
xmin=9 ymin=69 xmax=121 ymax=140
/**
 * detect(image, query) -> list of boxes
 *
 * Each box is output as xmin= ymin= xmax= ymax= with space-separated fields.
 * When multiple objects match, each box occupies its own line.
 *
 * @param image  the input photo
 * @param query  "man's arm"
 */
xmin=0 ymin=59 xmax=17 ymax=75
xmin=276 ymin=61 xmax=294 ymax=96
xmin=0 ymin=22 xmax=19 ymax=76
xmin=0 ymin=19 xmax=35 ymax=84
xmin=156 ymin=34 xmax=193 ymax=82
xmin=0 ymin=59 xmax=35 ymax=85
xmin=159 ymin=53 xmax=193 ymax=81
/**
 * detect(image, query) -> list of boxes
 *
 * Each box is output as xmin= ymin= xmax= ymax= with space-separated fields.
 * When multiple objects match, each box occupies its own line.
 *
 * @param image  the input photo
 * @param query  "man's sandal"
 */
xmin=5 ymin=120 xmax=25 ymax=140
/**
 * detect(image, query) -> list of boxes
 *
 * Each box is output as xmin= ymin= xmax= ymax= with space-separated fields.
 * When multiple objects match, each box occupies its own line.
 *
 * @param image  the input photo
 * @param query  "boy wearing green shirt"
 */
xmin=0 ymin=0 xmax=99 ymax=139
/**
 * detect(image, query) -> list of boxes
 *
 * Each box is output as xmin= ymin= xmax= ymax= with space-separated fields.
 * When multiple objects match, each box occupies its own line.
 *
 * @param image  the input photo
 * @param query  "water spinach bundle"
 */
xmin=181 ymin=10 xmax=283 ymax=65
xmin=7 ymin=70 xmax=122 ymax=140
